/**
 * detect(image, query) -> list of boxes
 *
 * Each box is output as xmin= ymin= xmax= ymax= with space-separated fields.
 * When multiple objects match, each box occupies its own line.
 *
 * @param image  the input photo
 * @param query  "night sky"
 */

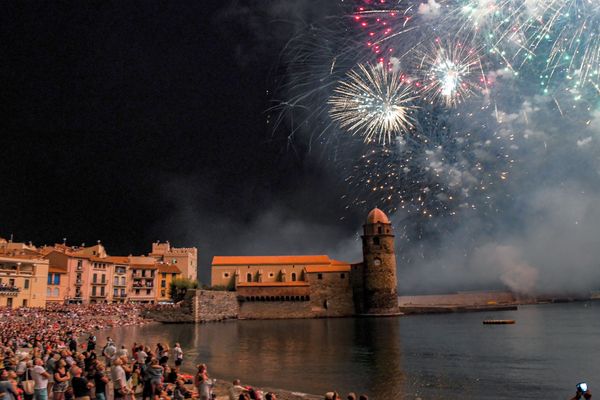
xmin=1 ymin=1 xmax=359 ymax=278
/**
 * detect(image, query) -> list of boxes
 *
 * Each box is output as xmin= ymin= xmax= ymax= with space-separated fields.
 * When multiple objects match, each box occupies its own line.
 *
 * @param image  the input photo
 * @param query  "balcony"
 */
xmin=132 ymin=282 xmax=154 ymax=288
xmin=90 ymin=293 xmax=107 ymax=298
xmin=0 ymin=286 xmax=20 ymax=296
xmin=113 ymin=282 xmax=127 ymax=287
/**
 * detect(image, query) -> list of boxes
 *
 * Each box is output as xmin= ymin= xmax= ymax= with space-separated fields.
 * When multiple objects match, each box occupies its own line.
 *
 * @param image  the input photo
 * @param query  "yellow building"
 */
xmin=156 ymin=263 xmax=182 ymax=302
xmin=149 ymin=241 xmax=197 ymax=281
xmin=0 ymin=254 xmax=48 ymax=308
xmin=211 ymin=255 xmax=350 ymax=288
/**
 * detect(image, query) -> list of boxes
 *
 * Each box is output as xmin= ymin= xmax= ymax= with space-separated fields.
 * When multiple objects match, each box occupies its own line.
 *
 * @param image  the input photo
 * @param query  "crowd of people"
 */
xmin=0 ymin=304 xmax=150 ymax=348
xmin=0 ymin=303 xmax=369 ymax=400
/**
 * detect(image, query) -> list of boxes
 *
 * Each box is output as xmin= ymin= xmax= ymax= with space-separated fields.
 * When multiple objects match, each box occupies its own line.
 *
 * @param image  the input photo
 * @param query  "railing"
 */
xmin=0 ymin=286 xmax=20 ymax=296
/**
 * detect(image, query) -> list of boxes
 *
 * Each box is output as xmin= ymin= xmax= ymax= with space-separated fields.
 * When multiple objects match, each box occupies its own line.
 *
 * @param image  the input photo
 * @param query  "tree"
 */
xmin=169 ymin=277 xmax=199 ymax=302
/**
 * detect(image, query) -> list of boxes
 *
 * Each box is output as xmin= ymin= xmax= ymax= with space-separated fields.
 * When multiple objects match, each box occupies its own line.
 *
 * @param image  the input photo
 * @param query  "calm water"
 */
xmin=98 ymin=302 xmax=600 ymax=399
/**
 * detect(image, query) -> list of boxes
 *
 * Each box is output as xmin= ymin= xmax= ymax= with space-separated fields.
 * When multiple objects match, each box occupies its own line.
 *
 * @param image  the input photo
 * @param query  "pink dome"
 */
xmin=366 ymin=208 xmax=390 ymax=224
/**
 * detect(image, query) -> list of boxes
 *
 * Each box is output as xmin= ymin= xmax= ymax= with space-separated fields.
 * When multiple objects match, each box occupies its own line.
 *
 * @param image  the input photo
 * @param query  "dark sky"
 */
xmin=1 ymin=1 xmax=360 ymax=275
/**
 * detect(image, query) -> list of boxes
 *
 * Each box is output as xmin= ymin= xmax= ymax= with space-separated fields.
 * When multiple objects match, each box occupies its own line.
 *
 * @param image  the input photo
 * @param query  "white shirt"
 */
xmin=111 ymin=365 xmax=127 ymax=389
xmin=32 ymin=366 xmax=48 ymax=389
xmin=136 ymin=351 xmax=147 ymax=364
xmin=173 ymin=347 xmax=183 ymax=360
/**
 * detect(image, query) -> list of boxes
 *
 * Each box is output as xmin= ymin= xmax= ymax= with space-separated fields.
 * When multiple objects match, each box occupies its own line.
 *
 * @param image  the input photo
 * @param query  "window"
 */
xmin=114 ymin=289 xmax=118 ymax=296
xmin=24 ymin=279 xmax=30 ymax=289
xmin=340 ymin=273 xmax=345 ymax=279
xmin=378 ymin=226 xmax=383 ymax=234
xmin=114 ymin=276 xmax=119 ymax=285
xmin=223 ymin=272 xmax=230 ymax=278
xmin=54 ymin=288 xmax=59 ymax=297
xmin=161 ymin=280 xmax=166 ymax=288
xmin=100 ymin=286 xmax=105 ymax=296
xmin=317 ymin=273 xmax=323 ymax=280
xmin=22 ymin=299 xmax=28 ymax=307
xmin=373 ymin=237 xmax=380 ymax=245
xmin=146 ymin=289 xmax=151 ymax=295
xmin=247 ymin=273 xmax=252 ymax=282
xmin=135 ymin=289 xmax=140 ymax=295
xmin=291 ymin=273 xmax=297 ymax=282
xmin=162 ymin=273 xmax=167 ymax=279
xmin=121 ymin=277 xmax=126 ymax=286
xmin=101 ymin=274 xmax=106 ymax=284
xmin=161 ymin=290 xmax=166 ymax=297
xmin=8 ymin=279 xmax=14 ymax=286
xmin=47 ymin=287 xmax=52 ymax=297
xmin=53 ymin=274 xmax=60 ymax=285
xmin=121 ymin=289 xmax=126 ymax=297
xmin=93 ymin=273 xmax=97 ymax=284
xmin=7 ymin=298 xmax=12 ymax=308
xmin=269 ymin=272 xmax=274 ymax=278
xmin=92 ymin=286 xmax=97 ymax=296
xmin=77 ymin=259 xmax=82 ymax=268
xmin=48 ymin=274 xmax=52 ymax=285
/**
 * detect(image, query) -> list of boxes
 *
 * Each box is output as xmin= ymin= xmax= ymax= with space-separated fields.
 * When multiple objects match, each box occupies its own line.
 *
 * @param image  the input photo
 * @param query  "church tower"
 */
xmin=361 ymin=207 xmax=398 ymax=314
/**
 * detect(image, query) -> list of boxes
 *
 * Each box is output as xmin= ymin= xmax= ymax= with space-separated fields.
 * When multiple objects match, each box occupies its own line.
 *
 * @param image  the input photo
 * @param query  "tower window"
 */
xmin=291 ymin=272 xmax=297 ymax=281
xmin=340 ymin=273 xmax=345 ymax=279
xmin=317 ymin=273 xmax=323 ymax=280
xmin=378 ymin=226 xmax=383 ymax=234
xmin=373 ymin=237 xmax=380 ymax=245
xmin=247 ymin=273 xmax=252 ymax=282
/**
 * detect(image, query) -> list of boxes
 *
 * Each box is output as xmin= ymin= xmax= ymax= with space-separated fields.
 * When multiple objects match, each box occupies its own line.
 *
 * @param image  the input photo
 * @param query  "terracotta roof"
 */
xmin=104 ymin=256 xmax=130 ymax=264
xmin=158 ymin=263 xmax=181 ymax=274
xmin=129 ymin=264 xmax=157 ymax=270
xmin=236 ymin=281 xmax=309 ymax=287
xmin=0 ymin=253 xmax=47 ymax=261
xmin=49 ymin=266 xmax=68 ymax=273
xmin=212 ymin=255 xmax=332 ymax=266
xmin=366 ymin=207 xmax=390 ymax=224
xmin=305 ymin=264 xmax=351 ymax=273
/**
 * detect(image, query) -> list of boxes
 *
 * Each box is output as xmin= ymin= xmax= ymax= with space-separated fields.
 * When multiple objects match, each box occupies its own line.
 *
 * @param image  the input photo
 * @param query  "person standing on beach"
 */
xmin=110 ymin=359 xmax=128 ymax=400
xmin=194 ymin=364 xmax=213 ymax=400
xmin=92 ymin=363 xmax=108 ymax=400
xmin=172 ymin=344 xmax=183 ymax=367
xmin=31 ymin=358 xmax=50 ymax=400
xmin=70 ymin=367 xmax=92 ymax=400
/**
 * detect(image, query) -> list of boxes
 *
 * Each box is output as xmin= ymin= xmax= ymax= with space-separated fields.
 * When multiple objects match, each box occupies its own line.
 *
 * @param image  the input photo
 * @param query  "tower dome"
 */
xmin=366 ymin=207 xmax=390 ymax=224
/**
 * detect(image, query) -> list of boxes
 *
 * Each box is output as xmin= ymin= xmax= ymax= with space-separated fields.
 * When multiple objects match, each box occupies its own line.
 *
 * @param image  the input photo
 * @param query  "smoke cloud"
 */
xmin=159 ymin=1 xmax=600 ymax=296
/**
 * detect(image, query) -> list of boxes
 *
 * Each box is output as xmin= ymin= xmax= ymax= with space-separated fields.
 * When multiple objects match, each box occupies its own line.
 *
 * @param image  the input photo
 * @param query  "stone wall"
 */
xmin=306 ymin=270 xmax=354 ymax=318
xmin=194 ymin=289 xmax=239 ymax=322
xmin=239 ymin=300 xmax=313 ymax=319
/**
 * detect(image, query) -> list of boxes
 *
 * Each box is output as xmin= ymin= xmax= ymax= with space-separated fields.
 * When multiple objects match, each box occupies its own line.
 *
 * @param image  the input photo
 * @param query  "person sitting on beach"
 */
xmin=228 ymin=379 xmax=246 ymax=400
xmin=265 ymin=393 xmax=276 ymax=400
xmin=172 ymin=379 xmax=194 ymax=400
xmin=346 ymin=394 xmax=356 ymax=400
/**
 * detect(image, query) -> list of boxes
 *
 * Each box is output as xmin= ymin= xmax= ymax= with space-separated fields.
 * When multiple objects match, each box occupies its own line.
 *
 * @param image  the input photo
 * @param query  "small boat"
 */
xmin=483 ymin=319 xmax=515 ymax=325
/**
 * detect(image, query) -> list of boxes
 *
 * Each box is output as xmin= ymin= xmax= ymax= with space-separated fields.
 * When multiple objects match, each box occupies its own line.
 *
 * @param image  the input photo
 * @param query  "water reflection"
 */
xmin=97 ymin=303 xmax=600 ymax=399
xmin=97 ymin=318 xmax=406 ymax=396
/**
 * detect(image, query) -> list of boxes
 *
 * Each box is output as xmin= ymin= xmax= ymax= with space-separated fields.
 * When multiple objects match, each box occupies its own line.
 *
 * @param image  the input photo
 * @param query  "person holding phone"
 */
xmin=570 ymin=383 xmax=592 ymax=400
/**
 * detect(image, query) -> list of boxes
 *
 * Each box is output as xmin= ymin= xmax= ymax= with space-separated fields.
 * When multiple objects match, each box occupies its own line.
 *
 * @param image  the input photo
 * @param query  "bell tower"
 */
xmin=361 ymin=207 xmax=398 ymax=314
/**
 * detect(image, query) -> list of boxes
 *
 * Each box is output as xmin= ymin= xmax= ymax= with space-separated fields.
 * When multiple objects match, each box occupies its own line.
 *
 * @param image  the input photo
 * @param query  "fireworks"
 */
xmin=417 ymin=40 xmax=487 ymax=107
xmin=328 ymin=63 xmax=418 ymax=144
xmin=524 ymin=0 xmax=600 ymax=94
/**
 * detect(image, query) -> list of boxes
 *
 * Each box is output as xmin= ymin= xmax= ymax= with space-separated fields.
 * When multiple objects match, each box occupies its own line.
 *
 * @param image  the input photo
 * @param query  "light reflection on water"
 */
xmin=98 ymin=302 xmax=600 ymax=399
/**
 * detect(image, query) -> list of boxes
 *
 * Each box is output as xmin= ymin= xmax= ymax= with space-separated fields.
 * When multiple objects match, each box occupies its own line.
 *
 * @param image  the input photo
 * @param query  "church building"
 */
xmin=210 ymin=208 xmax=399 ymax=318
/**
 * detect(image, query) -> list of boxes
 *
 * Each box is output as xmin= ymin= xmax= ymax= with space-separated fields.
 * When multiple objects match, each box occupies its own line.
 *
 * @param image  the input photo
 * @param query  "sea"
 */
xmin=98 ymin=302 xmax=600 ymax=399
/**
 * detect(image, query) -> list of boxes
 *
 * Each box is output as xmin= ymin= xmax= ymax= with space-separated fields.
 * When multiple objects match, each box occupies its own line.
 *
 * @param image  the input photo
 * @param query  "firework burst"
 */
xmin=416 ymin=39 xmax=488 ymax=107
xmin=328 ymin=63 xmax=418 ymax=144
